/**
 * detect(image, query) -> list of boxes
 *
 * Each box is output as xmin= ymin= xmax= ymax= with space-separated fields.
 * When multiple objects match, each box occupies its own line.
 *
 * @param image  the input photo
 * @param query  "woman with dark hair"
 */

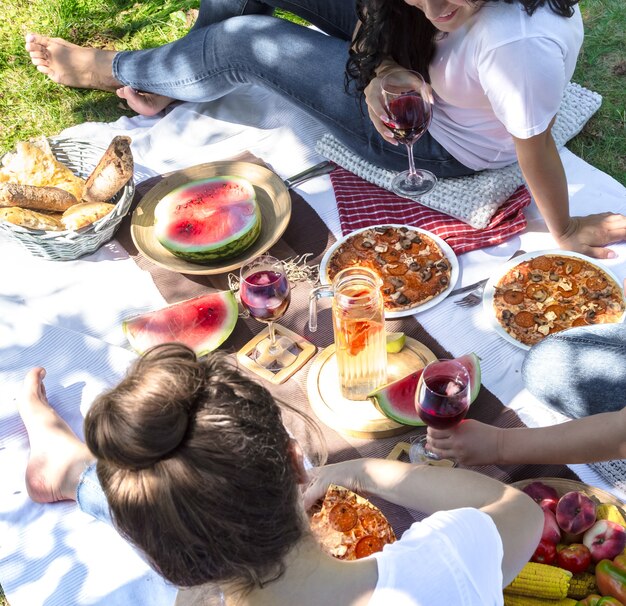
xmin=25 ymin=0 xmax=626 ymax=258
xmin=19 ymin=343 xmax=541 ymax=605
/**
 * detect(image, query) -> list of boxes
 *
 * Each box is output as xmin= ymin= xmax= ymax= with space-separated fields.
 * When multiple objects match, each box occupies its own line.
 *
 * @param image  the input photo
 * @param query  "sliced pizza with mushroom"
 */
xmin=493 ymin=254 xmax=625 ymax=346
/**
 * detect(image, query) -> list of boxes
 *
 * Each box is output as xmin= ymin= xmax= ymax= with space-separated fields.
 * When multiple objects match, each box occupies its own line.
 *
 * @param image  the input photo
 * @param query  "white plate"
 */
xmin=319 ymin=224 xmax=459 ymax=319
xmin=483 ymin=249 xmax=625 ymax=350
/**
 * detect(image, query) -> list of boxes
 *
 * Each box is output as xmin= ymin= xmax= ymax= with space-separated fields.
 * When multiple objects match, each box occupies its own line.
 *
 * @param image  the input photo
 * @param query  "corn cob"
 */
xmin=566 ymin=572 xmax=597 ymax=599
xmin=505 ymin=562 xmax=573 ymax=599
xmin=596 ymin=503 xmax=626 ymax=527
xmin=503 ymin=595 xmax=577 ymax=606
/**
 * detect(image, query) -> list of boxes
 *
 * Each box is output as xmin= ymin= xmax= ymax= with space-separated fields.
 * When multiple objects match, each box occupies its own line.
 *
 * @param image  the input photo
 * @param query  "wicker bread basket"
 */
xmin=0 ymin=137 xmax=135 ymax=261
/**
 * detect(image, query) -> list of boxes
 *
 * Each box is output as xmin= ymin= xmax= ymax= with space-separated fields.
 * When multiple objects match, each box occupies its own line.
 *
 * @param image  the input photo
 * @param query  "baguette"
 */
xmin=0 ymin=182 xmax=78 ymax=212
xmin=61 ymin=202 xmax=115 ymax=231
xmin=0 ymin=207 xmax=63 ymax=231
xmin=83 ymin=136 xmax=134 ymax=203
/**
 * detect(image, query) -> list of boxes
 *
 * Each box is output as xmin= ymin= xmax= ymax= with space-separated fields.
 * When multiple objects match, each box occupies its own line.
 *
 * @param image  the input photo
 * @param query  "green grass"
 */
xmin=0 ymin=0 xmax=623 ymax=184
xmin=570 ymin=0 xmax=626 ymax=183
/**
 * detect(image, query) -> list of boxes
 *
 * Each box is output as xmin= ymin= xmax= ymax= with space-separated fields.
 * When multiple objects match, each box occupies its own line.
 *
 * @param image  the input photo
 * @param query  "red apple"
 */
xmin=583 ymin=520 xmax=626 ymax=562
xmin=523 ymin=481 xmax=560 ymax=505
xmin=531 ymin=539 xmax=557 ymax=565
xmin=541 ymin=509 xmax=562 ymax=545
xmin=556 ymin=543 xmax=592 ymax=574
xmin=556 ymin=491 xmax=597 ymax=535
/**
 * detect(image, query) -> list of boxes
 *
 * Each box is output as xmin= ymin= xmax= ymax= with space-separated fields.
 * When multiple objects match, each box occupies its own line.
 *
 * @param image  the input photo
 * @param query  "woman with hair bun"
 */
xmin=19 ymin=343 xmax=542 ymax=605
xmin=25 ymin=0 xmax=626 ymax=257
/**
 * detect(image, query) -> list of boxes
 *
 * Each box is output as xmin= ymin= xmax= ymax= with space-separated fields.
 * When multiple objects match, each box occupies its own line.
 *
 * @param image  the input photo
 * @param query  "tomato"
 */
xmin=531 ymin=539 xmax=557 ymax=565
xmin=556 ymin=543 xmax=592 ymax=574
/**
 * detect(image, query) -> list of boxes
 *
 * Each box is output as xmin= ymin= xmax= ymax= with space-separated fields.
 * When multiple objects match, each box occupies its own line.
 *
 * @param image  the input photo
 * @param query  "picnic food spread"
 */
xmin=153 ymin=175 xmax=261 ymax=263
xmin=309 ymin=484 xmax=396 ymax=560
xmin=0 ymin=135 xmax=133 ymax=232
xmin=326 ymin=225 xmax=452 ymax=312
xmin=492 ymin=254 xmax=625 ymax=346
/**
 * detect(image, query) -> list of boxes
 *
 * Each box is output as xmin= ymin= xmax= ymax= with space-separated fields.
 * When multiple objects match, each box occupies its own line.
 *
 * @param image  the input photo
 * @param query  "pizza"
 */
xmin=493 ymin=253 xmax=625 ymax=346
xmin=326 ymin=226 xmax=452 ymax=312
xmin=309 ymin=484 xmax=396 ymax=560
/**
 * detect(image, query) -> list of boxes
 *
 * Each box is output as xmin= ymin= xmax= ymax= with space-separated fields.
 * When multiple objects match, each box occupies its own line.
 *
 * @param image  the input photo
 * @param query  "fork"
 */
xmin=455 ymin=286 xmax=486 ymax=308
xmin=454 ymin=249 xmax=526 ymax=308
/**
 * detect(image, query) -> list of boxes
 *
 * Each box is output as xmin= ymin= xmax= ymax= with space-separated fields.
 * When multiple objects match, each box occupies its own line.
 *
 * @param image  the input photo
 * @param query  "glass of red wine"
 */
xmin=239 ymin=255 xmax=294 ymax=369
xmin=381 ymin=69 xmax=437 ymax=198
xmin=409 ymin=359 xmax=470 ymax=465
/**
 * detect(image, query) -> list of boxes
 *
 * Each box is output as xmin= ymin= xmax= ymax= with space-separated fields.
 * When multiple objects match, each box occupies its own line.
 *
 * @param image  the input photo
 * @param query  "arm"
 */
xmin=428 ymin=408 xmax=626 ymax=466
xmin=303 ymin=458 xmax=543 ymax=585
xmin=513 ymin=127 xmax=626 ymax=259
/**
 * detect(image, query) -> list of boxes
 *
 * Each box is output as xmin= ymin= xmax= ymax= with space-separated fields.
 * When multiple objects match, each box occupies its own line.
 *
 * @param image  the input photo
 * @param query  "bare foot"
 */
xmin=116 ymin=86 xmax=174 ymax=117
xmin=25 ymin=33 xmax=121 ymax=91
xmin=18 ymin=368 xmax=95 ymax=503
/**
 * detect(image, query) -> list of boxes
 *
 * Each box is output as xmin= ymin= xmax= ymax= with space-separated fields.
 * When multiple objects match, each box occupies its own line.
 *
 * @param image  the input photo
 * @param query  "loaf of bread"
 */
xmin=0 ymin=207 xmax=63 ymax=231
xmin=83 ymin=136 xmax=134 ymax=203
xmin=61 ymin=202 xmax=115 ymax=231
xmin=0 ymin=183 xmax=78 ymax=212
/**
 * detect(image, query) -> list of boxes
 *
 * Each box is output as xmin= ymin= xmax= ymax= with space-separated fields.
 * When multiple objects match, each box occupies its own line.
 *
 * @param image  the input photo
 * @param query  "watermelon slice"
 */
xmin=368 ymin=369 xmax=425 ymax=426
xmin=154 ymin=176 xmax=261 ymax=263
xmin=369 ymin=353 xmax=481 ymax=426
xmin=123 ymin=291 xmax=238 ymax=356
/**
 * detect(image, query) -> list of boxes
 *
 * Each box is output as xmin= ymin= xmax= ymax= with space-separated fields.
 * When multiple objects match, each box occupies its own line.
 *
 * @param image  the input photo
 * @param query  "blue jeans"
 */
xmin=76 ymin=463 xmax=112 ymax=524
xmin=111 ymin=0 xmax=473 ymax=178
xmin=522 ymin=323 xmax=626 ymax=419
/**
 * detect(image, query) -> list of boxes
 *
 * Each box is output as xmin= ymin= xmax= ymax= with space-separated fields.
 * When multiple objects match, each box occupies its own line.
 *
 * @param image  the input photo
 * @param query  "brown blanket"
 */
xmin=116 ymin=157 xmax=579 ymax=535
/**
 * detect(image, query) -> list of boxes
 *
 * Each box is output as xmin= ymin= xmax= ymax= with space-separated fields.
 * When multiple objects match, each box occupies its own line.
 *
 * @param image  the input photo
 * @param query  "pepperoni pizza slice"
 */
xmin=309 ymin=484 xmax=396 ymax=560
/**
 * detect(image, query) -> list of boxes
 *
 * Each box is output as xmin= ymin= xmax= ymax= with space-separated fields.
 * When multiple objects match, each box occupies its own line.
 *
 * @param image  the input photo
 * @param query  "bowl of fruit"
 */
xmin=505 ymin=478 xmax=626 ymax=605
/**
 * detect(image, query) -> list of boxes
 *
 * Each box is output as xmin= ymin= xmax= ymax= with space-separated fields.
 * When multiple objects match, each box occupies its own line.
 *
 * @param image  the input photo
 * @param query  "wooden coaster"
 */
xmin=236 ymin=324 xmax=316 ymax=384
xmin=306 ymin=337 xmax=437 ymax=439
xmin=386 ymin=440 xmax=456 ymax=467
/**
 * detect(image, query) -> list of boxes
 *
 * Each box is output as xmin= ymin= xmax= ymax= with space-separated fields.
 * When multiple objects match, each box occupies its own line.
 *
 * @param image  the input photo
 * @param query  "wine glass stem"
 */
xmin=405 ymin=143 xmax=421 ymax=184
xmin=267 ymin=321 xmax=278 ymax=353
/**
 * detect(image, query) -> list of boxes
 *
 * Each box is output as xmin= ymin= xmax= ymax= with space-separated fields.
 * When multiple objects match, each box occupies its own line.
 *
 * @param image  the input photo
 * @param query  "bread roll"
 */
xmin=0 ymin=183 xmax=78 ymax=212
xmin=0 ymin=207 xmax=63 ymax=231
xmin=0 ymin=139 xmax=85 ymax=201
xmin=83 ymin=136 xmax=134 ymax=203
xmin=61 ymin=202 xmax=115 ymax=231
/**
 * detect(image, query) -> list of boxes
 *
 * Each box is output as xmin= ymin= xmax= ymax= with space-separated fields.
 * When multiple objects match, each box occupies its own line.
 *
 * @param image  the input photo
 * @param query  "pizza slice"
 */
xmin=309 ymin=484 xmax=396 ymax=560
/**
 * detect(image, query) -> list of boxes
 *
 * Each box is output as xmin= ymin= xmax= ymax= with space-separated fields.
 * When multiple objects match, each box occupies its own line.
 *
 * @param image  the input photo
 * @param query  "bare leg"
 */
xmin=18 ymin=367 xmax=95 ymax=503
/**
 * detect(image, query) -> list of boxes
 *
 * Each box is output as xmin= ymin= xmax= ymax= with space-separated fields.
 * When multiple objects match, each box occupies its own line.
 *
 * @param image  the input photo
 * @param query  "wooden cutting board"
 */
xmin=306 ymin=337 xmax=436 ymax=439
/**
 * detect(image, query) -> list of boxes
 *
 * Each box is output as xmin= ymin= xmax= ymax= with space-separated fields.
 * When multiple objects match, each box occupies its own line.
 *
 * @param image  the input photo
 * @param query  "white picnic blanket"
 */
xmin=1 ymin=83 xmax=625 ymax=606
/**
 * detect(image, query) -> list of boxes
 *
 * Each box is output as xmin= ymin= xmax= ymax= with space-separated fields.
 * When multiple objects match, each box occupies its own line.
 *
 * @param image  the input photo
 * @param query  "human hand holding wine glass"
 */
xmin=381 ymin=69 xmax=437 ymax=198
xmin=409 ymin=359 xmax=470 ymax=466
xmin=239 ymin=254 xmax=295 ymax=369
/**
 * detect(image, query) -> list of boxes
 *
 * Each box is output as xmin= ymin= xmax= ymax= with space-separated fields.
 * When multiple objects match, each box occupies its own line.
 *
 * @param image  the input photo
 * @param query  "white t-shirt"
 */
xmin=369 ymin=508 xmax=504 ymax=606
xmin=428 ymin=3 xmax=584 ymax=170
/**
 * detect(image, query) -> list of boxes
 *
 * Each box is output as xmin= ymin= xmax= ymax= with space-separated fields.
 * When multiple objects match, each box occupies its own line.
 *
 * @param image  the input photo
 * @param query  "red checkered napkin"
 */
xmin=330 ymin=167 xmax=531 ymax=255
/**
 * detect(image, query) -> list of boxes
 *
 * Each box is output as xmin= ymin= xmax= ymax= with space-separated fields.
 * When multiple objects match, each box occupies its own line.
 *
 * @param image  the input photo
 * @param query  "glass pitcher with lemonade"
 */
xmin=309 ymin=267 xmax=387 ymax=400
